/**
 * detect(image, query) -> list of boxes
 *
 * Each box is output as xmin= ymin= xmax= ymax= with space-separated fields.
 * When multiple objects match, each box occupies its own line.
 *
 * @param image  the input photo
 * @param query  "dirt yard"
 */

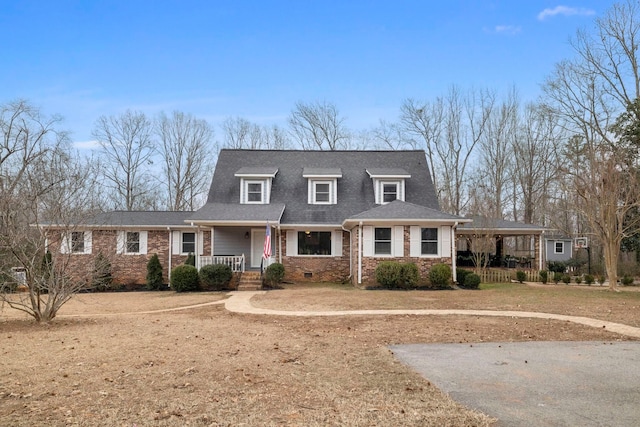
xmin=2 ymin=283 xmax=639 ymax=426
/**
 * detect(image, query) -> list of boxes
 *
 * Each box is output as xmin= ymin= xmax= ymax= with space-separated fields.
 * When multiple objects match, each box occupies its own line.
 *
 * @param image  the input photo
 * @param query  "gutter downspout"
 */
xmin=451 ymin=222 xmax=458 ymax=284
xmin=358 ymin=221 xmax=363 ymax=285
xmin=167 ymin=227 xmax=172 ymax=286
xmin=278 ymin=224 xmax=282 ymax=264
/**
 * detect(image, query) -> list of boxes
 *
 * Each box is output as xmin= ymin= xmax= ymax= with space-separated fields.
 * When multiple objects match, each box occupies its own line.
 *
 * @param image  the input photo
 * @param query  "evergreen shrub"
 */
xmin=171 ymin=264 xmax=200 ymax=292
xmin=199 ymin=264 xmax=232 ymax=290
xmin=146 ymin=253 xmax=164 ymax=290
xmin=429 ymin=263 xmax=452 ymax=288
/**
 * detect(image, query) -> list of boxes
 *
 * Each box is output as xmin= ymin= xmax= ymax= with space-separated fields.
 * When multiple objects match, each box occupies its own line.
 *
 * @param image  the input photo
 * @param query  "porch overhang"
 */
xmin=186 ymin=202 xmax=285 ymax=227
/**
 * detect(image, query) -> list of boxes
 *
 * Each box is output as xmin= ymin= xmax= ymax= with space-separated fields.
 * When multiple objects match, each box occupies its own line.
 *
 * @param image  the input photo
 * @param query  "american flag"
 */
xmin=263 ymin=222 xmax=271 ymax=259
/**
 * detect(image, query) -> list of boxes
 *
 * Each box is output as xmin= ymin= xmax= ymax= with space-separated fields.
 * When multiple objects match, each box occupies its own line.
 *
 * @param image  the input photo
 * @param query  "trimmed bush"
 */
xmin=375 ymin=261 xmax=402 ymax=288
xmin=584 ymin=274 xmax=595 ymax=285
xmin=456 ymin=268 xmax=471 ymax=286
xmin=539 ymin=270 xmax=548 ymax=284
xmin=171 ymin=264 xmax=200 ymax=292
xmin=199 ymin=264 xmax=232 ymax=291
xmin=399 ymin=263 xmax=420 ymax=289
xmin=516 ymin=270 xmax=526 ymax=283
xmin=463 ymin=273 xmax=481 ymax=289
xmin=622 ymin=275 xmax=634 ymax=286
xmin=597 ymin=275 xmax=606 ymax=285
xmin=146 ymin=253 xmax=164 ymax=290
xmin=429 ymin=263 xmax=452 ymax=288
xmin=264 ymin=263 xmax=285 ymax=288
xmin=553 ymin=272 xmax=563 ymax=284
xmin=575 ymin=275 xmax=582 ymax=284
xmin=562 ymin=274 xmax=571 ymax=284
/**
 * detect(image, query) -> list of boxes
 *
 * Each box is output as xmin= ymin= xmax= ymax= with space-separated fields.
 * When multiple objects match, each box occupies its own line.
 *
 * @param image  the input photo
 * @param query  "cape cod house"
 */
xmin=46 ymin=149 xmax=470 ymax=287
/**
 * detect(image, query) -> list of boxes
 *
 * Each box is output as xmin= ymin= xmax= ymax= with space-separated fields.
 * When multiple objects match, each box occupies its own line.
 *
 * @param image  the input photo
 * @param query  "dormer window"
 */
xmin=235 ymin=167 xmax=278 ymax=205
xmin=382 ymin=182 xmax=399 ymax=203
xmin=303 ymin=167 xmax=342 ymax=205
xmin=246 ymin=181 xmax=264 ymax=203
xmin=367 ymin=168 xmax=411 ymax=205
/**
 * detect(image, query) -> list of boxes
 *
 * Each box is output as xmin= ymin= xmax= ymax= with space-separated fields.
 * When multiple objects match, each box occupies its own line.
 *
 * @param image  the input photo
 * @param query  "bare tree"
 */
xmin=157 ymin=111 xmax=215 ymax=211
xmin=478 ymin=88 xmax=518 ymax=219
xmin=513 ymin=103 xmax=562 ymax=225
xmin=368 ymin=119 xmax=414 ymax=150
xmin=0 ymin=100 xmax=100 ymax=322
xmin=543 ymin=0 xmax=640 ymax=289
xmin=288 ymin=101 xmax=350 ymax=150
xmin=221 ymin=117 xmax=289 ymax=149
xmin=92 ymin=110 xmax=157 ymax=210
xmin=401 ymin=86 xmax=494 ymax=215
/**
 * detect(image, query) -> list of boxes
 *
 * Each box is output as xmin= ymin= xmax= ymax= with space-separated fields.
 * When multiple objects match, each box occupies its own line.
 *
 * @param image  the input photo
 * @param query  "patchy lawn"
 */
xmin=1 ymin=283 xmax=638 ymax=426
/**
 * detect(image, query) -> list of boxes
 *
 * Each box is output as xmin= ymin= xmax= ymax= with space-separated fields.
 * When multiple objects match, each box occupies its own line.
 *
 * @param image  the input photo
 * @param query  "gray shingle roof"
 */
xmin=458 ymin=216 xmax=548 ymax=234
xmin=81 ymin=211 xmax=196 ymax=227
xmin=196 ymin=149 xmax=442 ymax=225
xmin=344 ymin=200 xmax=468 ymax=224
xmin=188 ymin=203 xmax=285 ymax=224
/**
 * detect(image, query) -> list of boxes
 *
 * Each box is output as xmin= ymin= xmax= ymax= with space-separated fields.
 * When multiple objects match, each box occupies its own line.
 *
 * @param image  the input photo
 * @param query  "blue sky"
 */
xmin=1 ymin=1 xmax=611 ymax=145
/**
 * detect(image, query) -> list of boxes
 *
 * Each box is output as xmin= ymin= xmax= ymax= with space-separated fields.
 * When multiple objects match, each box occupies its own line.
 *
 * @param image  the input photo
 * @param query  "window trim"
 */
xmin=245 ymin=180 xmax=264 ymax=204
xmin=554 ymin=241 xmax=564 ymax=254
xmin=374 ymin=179 xmax=405 ymax=204
xmin=182 ymin=232 xmax=196 ymax=254
xmin=420 ymin=227 xmax=439 ymax=256
xmin=297 ymin=231 xmax=333 ymax=256
xmin=71 ymin=231 xmax=85 ymax=254
xmin=374 ymin=227 xmax=392 ymax=255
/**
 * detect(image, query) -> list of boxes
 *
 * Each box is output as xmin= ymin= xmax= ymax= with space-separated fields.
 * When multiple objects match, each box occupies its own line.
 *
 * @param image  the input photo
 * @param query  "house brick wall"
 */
xmin=281 ymin=230 xmax=350 ymax=282
xmin=350 ymin=225 xmax=452 ymax=288
xmin=50 ymin=229 xmax=212 ymax=289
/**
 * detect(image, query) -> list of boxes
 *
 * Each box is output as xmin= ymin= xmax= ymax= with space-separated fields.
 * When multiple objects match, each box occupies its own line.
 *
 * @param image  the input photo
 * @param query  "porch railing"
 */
xmin=199 ymin=254 xmax=245 ymax=273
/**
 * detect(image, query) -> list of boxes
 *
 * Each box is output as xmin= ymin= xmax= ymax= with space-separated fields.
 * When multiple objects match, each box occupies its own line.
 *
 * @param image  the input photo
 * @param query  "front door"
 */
xmin=251 ymin=228 xmax=266 ymax=268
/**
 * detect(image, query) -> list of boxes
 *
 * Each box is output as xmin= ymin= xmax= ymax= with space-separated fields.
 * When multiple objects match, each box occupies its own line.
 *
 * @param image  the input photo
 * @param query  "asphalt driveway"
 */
xmin=390 ymin=341 xmax=640 ymax=427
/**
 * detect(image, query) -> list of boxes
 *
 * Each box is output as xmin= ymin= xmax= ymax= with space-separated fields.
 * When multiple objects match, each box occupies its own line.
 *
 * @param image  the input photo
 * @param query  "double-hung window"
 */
xmin=246 ymin=181 xmax=263 ymax=203
xmin=71 ymin=231 xmax=85 ymax=253
xmin=313 ymin=182 xmax=331 ymax=204
xmin=126 ymin=232 xmax=140 ymax=253
xmin=382 ymin=183 xmax=398 ymax=203
xmin=374 ymin=227 xmax=392 ymax=255
xmin=421 ymin=228 xmax=438 ymax=255
xmin=554 ymin=241 xmax=564 ymax=254
xmin=182 ymin=232 xmax=196 ymax=254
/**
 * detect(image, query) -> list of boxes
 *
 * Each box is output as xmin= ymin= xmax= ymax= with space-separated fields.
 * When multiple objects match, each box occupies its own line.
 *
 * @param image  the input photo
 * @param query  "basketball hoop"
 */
xmin=574 ymin=237 xmax=588 ymax=249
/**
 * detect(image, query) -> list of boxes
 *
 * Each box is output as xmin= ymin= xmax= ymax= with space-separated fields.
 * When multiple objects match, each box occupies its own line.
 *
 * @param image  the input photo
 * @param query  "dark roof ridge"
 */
xmin=219 ymin=148 xmax=425 ymax=154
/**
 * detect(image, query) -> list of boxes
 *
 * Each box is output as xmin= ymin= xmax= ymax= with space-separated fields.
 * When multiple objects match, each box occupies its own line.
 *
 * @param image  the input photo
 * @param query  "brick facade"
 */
xmin=349 ymin=225 xmax=451 ymax=288
xmin=51 ymin=229 xmax=211 ymax=288
xmin=280 ymin=230 xmax=351 ymax=282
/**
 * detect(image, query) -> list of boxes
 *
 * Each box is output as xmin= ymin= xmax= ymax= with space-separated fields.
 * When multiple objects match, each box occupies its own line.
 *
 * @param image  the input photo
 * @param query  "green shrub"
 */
xmin=622 ymin=275 xmax=634 ymax=286
xmin=146 ymin=253 xmax=164 ymax=290
xmin=264 ymin=263 xmax=285 ymax=288
xmin=575 ymin=275 xmax=582 ymax=284
xmin=399 ymin=263 xmax=420 ymax=289
xmin=375 ymin=261 xmax=402 ymax=288
xmin=429 ymin=263 xmax=452 ymax=288
xmin=547 ymin=261 xmax=567 ymax=273
xmin=584 ymin=274 xmax=595 ymax=285
xmin=562 ymin=274 xmax=571 ymax=284
xmin=185 ymin=253 xmax=196 ymax=266
xmin=516 ymin=270 xmax=526 ymax=283
xmin=92 ymin=252 xmax=113 ymax=291
xmin=553 ymin=272 xmax=563 ymax=284
xmin=456 ymin=268 xmax=471 ymax=286
xmin=597 ymin=275 xmax=606 ymax=285
xmin=539 ymin=270 xmax=548 ymax=284
xmin=171 ymin=264 xmax=200 ymax=292
xmin=199 ymin=264 xmax=232 ymax=290
xmin=463 ymin=273 xmax=481 ymax=289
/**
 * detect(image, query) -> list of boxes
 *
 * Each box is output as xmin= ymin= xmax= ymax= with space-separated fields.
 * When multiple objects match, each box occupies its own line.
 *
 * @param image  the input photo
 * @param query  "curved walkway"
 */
xmin=224 ymin=291 xmax=640 ymax=339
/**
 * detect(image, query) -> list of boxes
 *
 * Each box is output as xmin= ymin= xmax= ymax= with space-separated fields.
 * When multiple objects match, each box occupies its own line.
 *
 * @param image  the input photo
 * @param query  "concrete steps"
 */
xmin=237 ymin=271 xmax=262 ymax=291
